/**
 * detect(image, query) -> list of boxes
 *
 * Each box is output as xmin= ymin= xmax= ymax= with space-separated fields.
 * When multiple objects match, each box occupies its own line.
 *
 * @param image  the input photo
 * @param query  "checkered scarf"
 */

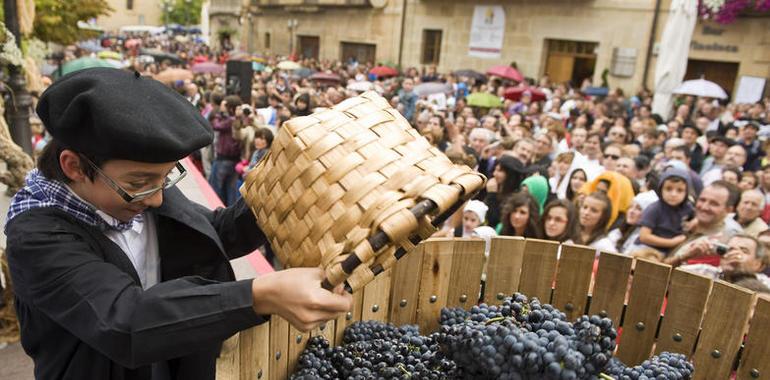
xmin=5 ymin=169 xmax=141 ymax=233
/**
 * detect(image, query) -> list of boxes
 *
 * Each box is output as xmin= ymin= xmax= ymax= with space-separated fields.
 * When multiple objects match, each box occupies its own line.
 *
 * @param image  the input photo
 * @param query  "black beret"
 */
xmin=37 ymin=68 xmax=213 ymax=163
xmin=707 ymin=134 xmax=736 ymax=147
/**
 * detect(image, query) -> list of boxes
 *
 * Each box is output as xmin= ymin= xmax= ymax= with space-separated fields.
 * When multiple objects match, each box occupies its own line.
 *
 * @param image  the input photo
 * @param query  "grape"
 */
xmin=603 ymin=352 xmax=694 ymax=380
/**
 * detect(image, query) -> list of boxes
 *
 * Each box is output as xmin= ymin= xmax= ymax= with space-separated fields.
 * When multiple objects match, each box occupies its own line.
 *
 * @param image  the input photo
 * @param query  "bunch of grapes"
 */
xmin=603 ymin=352 xmax=694 ymax=380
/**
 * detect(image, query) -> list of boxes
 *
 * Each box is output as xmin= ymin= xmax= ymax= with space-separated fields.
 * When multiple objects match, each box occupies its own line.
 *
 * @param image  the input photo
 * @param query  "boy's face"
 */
xmin=254 ymin=137 xmax=267 ymax=150
xmin=67 ymin=153 xmax=177 ymax=222
xmin=661 ymin=179 xmax=687 ymax=207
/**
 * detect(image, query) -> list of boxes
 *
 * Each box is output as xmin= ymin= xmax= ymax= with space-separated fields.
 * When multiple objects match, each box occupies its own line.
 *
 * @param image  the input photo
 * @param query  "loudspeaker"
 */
xmin=226 ymin=60 xmax=253 ymax=104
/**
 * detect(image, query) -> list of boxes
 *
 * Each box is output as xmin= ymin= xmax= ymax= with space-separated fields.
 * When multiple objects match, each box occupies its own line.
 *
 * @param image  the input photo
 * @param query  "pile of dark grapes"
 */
xmin=603 ymin=352 xmax=695 ymax=380
xmin=290 ymin=292 xmax=695 ymax=379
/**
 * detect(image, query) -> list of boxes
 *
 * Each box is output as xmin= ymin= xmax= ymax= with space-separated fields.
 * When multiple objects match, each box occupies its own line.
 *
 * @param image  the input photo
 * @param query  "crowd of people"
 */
xmin=32 ymin=30 xmax=770 ymax=295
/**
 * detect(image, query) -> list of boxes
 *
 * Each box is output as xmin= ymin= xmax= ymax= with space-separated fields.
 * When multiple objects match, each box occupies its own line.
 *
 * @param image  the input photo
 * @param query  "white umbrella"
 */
xmin=346 ymin=81 xmax=374 ymax=92
xmin=672 ymin=78 xmax=728 ymax=99
xmin=414 ymin=82 xmax=452 ymax=97
xmin=651 ymin=0 xmax=698 ymax=119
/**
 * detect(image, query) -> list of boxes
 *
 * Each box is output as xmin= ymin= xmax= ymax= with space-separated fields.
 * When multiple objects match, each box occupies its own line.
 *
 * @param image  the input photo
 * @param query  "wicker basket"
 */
xmin=241 ymin=92 xmax=485 ymax=291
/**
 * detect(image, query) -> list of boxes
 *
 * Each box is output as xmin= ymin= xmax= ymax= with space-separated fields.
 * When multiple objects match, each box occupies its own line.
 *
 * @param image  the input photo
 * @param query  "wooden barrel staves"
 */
xmin=241 ymin=91 xmax=486 ymax=292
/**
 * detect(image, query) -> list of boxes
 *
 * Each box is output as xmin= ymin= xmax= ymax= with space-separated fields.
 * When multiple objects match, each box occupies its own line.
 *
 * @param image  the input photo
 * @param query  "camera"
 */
xmin=713 ymin=243 xmax=729 ymax=256
xmin=242 ymin=105 xmax=252 ymax=116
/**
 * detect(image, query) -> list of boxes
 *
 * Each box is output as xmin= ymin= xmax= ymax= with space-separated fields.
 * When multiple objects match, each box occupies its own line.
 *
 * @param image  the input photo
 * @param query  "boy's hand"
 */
xmin=251 ymin=268 xmax=353 ymax=332
xmin=672 ymin=235 xmax=687 ymax=246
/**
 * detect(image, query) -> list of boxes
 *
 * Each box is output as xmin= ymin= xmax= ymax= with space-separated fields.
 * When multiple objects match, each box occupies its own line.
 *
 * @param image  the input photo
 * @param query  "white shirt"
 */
xmin=98 ymin=210 xmax=160 ymax=289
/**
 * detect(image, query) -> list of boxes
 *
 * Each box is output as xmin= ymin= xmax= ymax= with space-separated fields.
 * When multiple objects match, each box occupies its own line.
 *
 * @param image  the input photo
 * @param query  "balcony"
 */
xmin=209 ymin=0 xmax=243 ymax=15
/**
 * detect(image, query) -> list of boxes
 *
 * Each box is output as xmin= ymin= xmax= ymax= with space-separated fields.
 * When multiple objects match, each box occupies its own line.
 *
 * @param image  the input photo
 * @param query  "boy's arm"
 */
xmin=639 ymin=226 xmax=687 ymax=248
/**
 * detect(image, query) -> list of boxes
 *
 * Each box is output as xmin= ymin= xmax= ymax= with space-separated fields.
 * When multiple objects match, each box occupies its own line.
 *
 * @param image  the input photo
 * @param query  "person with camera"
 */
xmin=670 ymin=234 xmax=770 ymax=292
xmin=666 ymin=181 xmax=743 ymax=266
xmin=208 ymin=95 xmax=247 ymax=206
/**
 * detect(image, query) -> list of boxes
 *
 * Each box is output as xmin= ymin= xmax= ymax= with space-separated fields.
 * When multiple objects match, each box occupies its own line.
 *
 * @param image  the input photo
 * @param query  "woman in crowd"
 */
xmin=499 ymin=191 xmax=541 ymax=238
xmin=539 ymin=199 xmax=579 ymax=243
xmin=578 ymin=191 xmax=616 ymax=252
xmin=580 ymin=171 xmax=635 ymax=229
xmin=607 ymin=191 xmax=658 ymax=254
xmin=484 ymin=155 xmax=534 ymax=228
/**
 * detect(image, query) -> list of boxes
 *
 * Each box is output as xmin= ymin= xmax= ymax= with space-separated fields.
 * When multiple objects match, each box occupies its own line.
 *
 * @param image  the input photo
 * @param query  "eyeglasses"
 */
xmin=604 ymin=154 xmax=620 ymax=160
xmin=82 ymin=156 xmax=187 ymax=203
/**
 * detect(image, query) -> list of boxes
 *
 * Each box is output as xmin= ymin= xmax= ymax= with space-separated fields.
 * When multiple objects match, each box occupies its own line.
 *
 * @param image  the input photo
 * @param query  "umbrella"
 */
xmin=486 ymin=65 xmax=524 ymax=82
xmin=57 ymin=57 xmax=121 ymax=78
xmin=252 ymin=62 xmax=266 ymax=72
xmin=97 ymin=51 xmax=122 ymax=60
xmin=310 ymin=72 xmax=342 ymax=83
xmin=191 ymin=61 xmax=224 ymax=75
xmin=76 ymin=40 xmax=104 ymax=52
xmin=414 ymin=82 xmax=452 ymax=97
xmin=503 ymin=87 xmax=547 ymax=102
xmin=140 ymin=49 xmax=183 ymax=65
xmin=652 ymin=0 xmax=698 ymax=117
xmin=583 ymin=87 xmax=610 ymax=97
xmin=369 ymin=66 xmax=399 ymax=78
xmin=228 ymin=51 xmax=251 ymax=61
xmin=295 ymin=67 xmax=315 ymax=78
xmin=466 ymin=92 xmax=503 ymax=108
xmin=347 ymin=81 xmax=374 ymax=92
xmin=154 ymin=68 xmax=193 ymax=84
xmin=453 ymin=69 xmax=486 ymax=82
xmin=277 ymin=60 xmax=301 ymax=70
xmin=672 ymin=78 xmax=728 ymax=99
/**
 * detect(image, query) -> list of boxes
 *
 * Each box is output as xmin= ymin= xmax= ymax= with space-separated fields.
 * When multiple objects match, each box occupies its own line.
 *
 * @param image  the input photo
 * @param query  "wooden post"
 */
xmin=588 ymin=251 xmax=633 ymax=328
xmin=334 ymin=290 xmax=364 ymax=346
xmin=736 ymin=295 xmax=770 ymax=380
xmin=691 ymin=281 xmax=755 ymax=380
xmin=268 ymin=316 xmax=290 ymax=380
xmin=615 ymin=259 xmax=671 ymax=366
xmin=415 ymin=238 xmax=455 ymax=333
xmin=388 ymin=242 xmax=425 ymax=325
xmin=517 ymin=239 xmax=559 ymax=303
xmin=551 ymin=244 xmax=595 ymax=321
xmin=483 ymin=237 xmax=525 ymax=305
xmin=654 ymin=269 xmax=712 ymax=357
xmin=361 ymin=268 xmax=392 ymax=322
xmin=444 ymin=239 xmax=485 ymax=308
xmin=287 ymin=325 xmax=310 ymax=375
xmin=239 ymin=324 xmax=270 ymax=380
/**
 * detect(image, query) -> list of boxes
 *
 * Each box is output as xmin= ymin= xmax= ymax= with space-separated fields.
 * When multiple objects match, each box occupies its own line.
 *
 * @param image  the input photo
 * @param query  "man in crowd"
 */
xmin=702 ymin=144 xmax=747 ymax=186
xmin=699 ymin=135 xmax=734 ymax=175
xmin=733 ymin=189 xmax=769 ymax=237
xmin=680 ymin=124 xmax=704 ymax=173
xmin=737 ymin=122 xmax=763 ymax=171
xmin=668 ymin=181 xmax=743 ymax=261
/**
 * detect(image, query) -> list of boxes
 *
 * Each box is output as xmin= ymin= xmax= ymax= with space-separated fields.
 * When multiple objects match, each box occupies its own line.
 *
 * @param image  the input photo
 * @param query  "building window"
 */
xmin=421 ymin=29 xmax=442 ymax=65
xmin=126 ymin=0 xmax=133 ymax=10
xmin=265 ymin=32 xmax=271 ymax=49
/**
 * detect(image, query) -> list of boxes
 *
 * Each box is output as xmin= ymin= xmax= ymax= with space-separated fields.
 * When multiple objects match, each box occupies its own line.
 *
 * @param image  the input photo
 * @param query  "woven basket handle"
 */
xmin=320 ymin=188 xmax=474 ymax=293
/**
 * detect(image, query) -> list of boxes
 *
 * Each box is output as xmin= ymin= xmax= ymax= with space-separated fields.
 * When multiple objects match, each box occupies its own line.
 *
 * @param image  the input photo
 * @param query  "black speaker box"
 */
xmin=225 ymin=60 xmax=253 ymax=104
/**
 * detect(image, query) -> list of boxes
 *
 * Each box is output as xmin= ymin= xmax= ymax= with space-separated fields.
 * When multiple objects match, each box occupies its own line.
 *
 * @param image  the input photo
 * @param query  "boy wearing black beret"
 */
xmin=4 ymin=68 xmax=351 ymax=380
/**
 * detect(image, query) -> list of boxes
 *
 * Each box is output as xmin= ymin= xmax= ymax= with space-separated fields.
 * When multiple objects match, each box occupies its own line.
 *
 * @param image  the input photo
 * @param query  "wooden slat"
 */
xmin=216 ymin=333 xmax=240 ymax=380
xmin=415 ymin=238 xmax=455 ymax=333
xmin=445 ymin=239 xmax=485 ymax=308
xmin=737 ymin=295 xmax=770 ymax=380
xmin=239 ymin=324 xmax=270 ymax=380
xmin=655 ymin=269 xmax=712 ymax=357
xmin=333 ymin=290 xmax=364 ymax=346
xmin=552 ymin=243 xmax=595 ymax=321
xmin=361 ymin=269 xmax=392 ymax=322
xmin=588 ymin=252 xmax=633 ymax=327
xmin=388 ymin=242 xmax=424 ymax=325
xmin=692 ymin=281 xmax=755 ymax=380
xmin=615 ymin=259 xmax=671 ymax=366
xmin=483 ymin=236 xmax=525 ymax=304
xmin=268 ymin=316 xmax=290 ymax=380
xmin=517 ymin=239 xmax=559 ymax=303
xmin=287 ymin=325 xmax=310 ymax=375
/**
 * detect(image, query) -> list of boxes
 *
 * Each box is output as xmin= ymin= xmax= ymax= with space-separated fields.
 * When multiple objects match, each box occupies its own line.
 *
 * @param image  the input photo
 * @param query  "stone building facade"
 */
xmin=98 ymin=0 xmax=165 ymax=31
xmin=225 ymin=0 xmax=770 ymax=96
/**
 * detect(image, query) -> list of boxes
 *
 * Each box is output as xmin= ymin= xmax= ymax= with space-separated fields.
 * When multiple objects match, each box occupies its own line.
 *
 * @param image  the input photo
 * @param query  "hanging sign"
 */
xmin=468 ymin=5 xmax=505 ymax=59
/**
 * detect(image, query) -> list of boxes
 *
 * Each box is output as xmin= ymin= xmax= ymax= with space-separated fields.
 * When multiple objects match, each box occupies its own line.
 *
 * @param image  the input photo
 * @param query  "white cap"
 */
xmin=464 ymin=200 xmax=489 ymax=224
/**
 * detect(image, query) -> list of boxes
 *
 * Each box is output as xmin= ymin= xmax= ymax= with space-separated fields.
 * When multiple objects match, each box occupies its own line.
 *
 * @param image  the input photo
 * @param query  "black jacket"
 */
xmin=6 ymin=187 xmax=268 ymax=380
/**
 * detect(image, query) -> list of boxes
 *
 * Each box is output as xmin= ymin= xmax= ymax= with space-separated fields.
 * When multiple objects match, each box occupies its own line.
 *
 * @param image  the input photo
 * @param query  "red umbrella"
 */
xmin=486 ymin=65 xmax=524 ymax=82
xmin=369 ymin=66 xmax=399 ymax=78
xmin=310 ymin=72 xmax=341 ymax=83
xmin=191 ymin=61 xmax=224 ymax=75
xmin=503 ymin=87 xmax=546 ymax=102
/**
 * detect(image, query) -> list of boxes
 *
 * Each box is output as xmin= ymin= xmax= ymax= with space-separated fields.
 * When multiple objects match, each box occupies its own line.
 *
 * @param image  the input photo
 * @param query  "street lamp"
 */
xmin=2 ymin=0 xmax=32 ymax=155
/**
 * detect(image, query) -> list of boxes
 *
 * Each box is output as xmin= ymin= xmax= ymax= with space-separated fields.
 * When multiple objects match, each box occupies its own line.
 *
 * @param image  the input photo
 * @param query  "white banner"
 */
xmin=735 ymin=76 xmax=766 ymax=104
xmin=468 ymin=5 xmax=505 ymax=59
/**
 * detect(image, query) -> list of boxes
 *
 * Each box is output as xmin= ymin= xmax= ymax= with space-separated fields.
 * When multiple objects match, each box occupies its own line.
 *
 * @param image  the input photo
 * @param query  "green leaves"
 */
xmin=33 ymin=0 xmax=113 ymax=45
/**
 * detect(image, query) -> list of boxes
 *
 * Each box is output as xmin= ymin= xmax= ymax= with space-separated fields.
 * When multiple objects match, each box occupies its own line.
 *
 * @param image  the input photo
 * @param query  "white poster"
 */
xmin=734 ymin=76 xmax=766 ymax=104
xmin=468 ymin=5 xmax=506 ymax=59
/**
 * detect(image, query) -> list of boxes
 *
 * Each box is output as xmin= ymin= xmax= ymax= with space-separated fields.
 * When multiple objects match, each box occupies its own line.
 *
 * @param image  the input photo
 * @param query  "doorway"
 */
xmin=544 ymin=39 xmax=598 ymax=87
xmin=340 ymin=42 xmax=376 ymax=66
xmin=685 ymin=59 xmax=739 ymax=97
xmin=297 ymin=35 xmax=320 ymax=60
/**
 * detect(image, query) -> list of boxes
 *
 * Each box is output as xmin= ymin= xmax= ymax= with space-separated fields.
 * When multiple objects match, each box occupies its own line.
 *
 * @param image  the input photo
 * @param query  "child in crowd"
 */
xmin=637 ymin=167 xmax=694 ymax=254
xmin=246 ymin=127 xmax=274 ymax=172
